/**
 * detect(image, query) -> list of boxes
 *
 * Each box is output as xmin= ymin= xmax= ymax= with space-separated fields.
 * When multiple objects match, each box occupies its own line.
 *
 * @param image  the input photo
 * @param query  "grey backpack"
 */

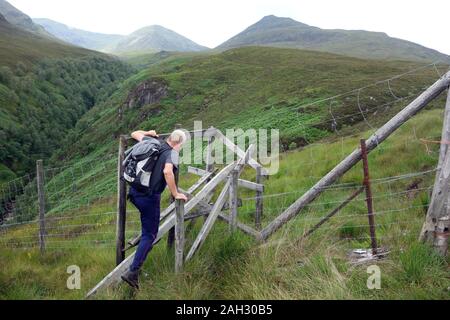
xmin=122 ymin=137 xmax=166 ymax=192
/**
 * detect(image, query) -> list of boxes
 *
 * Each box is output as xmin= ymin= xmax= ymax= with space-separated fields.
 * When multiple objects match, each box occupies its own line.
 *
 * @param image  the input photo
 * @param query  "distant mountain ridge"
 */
xmin=217 ymin=15 xmax=450 ymax=62
xmin=33 ymin=18 xmax=123 ymax=52
xmin=110 ymin=25 xmax=208 ymax=53
xmin=0 ymin=3 xmax=107 ymax=67
xmin=3 ymin=1 xmax=448 ymax=63
xmin=34 ymin=18 xmax=209 ymax=54
xmin=0 ymin=0 xmax=51 ymax=37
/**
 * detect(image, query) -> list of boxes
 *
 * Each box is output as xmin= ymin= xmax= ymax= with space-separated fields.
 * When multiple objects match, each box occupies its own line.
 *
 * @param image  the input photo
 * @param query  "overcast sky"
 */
xmin=8 ymin=0 xmax=450 ymax=54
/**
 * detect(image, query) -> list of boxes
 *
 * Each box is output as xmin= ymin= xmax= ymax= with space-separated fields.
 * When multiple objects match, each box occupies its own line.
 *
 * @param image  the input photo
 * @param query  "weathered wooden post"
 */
xmin=168 ymin=124 xmax=182 ymax=249
xmin=360 ymin=139 xmax=377 ymax=255
xmin=175 ymin=199 xmax=185 ymax=273
xmin=36 ymin=159 xmax=46 ymax=254
xmin=229 ymin=168 xmax=239 ymax=232
xmin=202 ymin=128 xmax=216 ymax=223
xmin=255 ymin=166 xmax=263 ymax=229
xmin=206 ymin=128 xmax=215 ymax=173
xmin=116 ymin=135 xmax=127 ymax=265
xmin=433 ymin=217 xmax=449 ymax=255
xmin=420 ymin=89 xmax=450 ymax=256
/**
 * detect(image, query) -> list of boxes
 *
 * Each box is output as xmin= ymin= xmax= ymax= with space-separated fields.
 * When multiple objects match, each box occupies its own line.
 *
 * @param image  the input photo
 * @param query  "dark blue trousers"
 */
xmin=128 ymin=187 xmax=161 ymax=272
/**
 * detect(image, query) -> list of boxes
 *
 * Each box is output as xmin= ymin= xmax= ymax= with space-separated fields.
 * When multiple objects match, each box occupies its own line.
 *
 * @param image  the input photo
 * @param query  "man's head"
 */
xmin=167 ymin=129 xmax=187 ymax=151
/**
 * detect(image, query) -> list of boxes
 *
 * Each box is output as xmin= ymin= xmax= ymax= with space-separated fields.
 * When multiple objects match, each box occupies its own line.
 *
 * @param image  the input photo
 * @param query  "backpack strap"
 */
xmin=158 ymin=140 xmax=173 ymax=154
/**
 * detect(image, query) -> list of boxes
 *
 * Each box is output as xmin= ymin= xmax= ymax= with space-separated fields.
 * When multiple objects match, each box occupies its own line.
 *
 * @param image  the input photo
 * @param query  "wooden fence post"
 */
xmin=420 ymin=88 xmax=450 ymax=256
xmin=175 ymin=199 xmax=185 ymax=273
xmin=168 ymin=124 xmax=182 ymax=249
xmin=36 ymin=159 xmax=46 ymax=254
xmin=229 ymin=168 xmax=239 ymax=232
xmin=206 ymin=129 xmax=215 ymax=173
xmin=116 ymin=135 xmax=127 ymax=265
xmin=360 ymin=139 xmax=378 ymax=255
xmin=255 ymin=166 xmax=263 ymax=229
xmin=203 ymin=129 xmax=216 ymax=223
xmin=433 ymin=217 xmax=449 ymax=256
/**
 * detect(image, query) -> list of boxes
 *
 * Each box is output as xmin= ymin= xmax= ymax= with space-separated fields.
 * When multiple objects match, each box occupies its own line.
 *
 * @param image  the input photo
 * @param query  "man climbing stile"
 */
xmin=121 ymin=129 xmax=188 ymax=289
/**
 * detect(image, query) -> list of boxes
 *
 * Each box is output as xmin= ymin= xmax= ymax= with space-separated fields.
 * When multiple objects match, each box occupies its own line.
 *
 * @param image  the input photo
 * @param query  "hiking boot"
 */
xmin=121 ymin=269 xmax=139 ymax=290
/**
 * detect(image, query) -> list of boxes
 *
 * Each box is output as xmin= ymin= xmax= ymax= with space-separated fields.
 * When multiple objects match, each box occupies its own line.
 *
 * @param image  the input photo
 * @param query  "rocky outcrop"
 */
xmin=123 ymin=78 xmax=169 ymax=109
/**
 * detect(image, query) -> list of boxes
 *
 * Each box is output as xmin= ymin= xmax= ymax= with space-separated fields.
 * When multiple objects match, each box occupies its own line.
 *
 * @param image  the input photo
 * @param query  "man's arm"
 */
xmin=163 ymin=163 xmax=187 ymax=201
xmin=131 ymin=130 xmax=158 ymax=142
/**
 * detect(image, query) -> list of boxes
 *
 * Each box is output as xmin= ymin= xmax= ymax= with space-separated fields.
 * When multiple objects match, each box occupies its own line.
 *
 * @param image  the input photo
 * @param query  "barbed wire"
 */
xmin=261 ymin=63 xmax=442 ymax=128
xmin=288 ymin=91 xmax=420 ymax=138
xmin=0 ymin=164 xmax=434 ymax=237
xmin=0 ymin=62 xmax=446 ymax=258
xmin=0 ymin=189 xmax=430 ymax=243
xmin=0 ymin=230 xmax=417 ymax=250
xmin=240 ymin=168 xmax=435 ymax=202
xmin=287 ymin=61 xmax=443 ymax=112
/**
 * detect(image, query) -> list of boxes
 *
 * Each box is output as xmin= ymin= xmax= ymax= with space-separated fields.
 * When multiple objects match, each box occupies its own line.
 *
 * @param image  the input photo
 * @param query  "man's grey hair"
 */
xmin=168 ymin=129 xmax=187 ymax=145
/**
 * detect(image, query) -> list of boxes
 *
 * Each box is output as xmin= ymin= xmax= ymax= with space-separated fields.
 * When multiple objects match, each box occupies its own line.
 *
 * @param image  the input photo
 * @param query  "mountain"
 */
xmin=110 ymin=25 xmax=208 ymax=53
xmin=0 ymin=1 xmax=98 ymax=66
xmin=34 ymin=19 xmax=209 ymax=54
xmin=0 ymin=10 xmax=101 ymax=67
xmin=0 ymin=5 xmax=133 ymax=180
xmin=217 ymin=15 xmax=450 ymax=62
xmin=0 ymin=0 xmax=51 ymax=37
xmin=33 ymin=18 xmax=123 ymax=52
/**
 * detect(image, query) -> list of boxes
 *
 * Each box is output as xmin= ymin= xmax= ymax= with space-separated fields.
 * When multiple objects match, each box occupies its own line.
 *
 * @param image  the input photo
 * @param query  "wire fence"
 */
xmin=0 ymin=162 xmax=436 ymax=251
xmin=0 ymin=63 xmax=446 ymax=256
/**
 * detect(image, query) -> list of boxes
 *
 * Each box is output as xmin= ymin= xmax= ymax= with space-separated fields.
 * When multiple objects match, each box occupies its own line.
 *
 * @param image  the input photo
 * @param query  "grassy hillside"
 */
xmin=53 ymin=46 xmax=447 ymax=167
xmin=0 ymin=13 xmax=135 ymax=180
xmin=0 ymin=108 xmax=448 ymax=299
xmin=0 ymin=45 xmax=448 ymax=300
xmin=218 ymin=15 xmax=450 ymax=63
xmin=0 ymin=11 xmax=98 ymax=68
xmin=118 ymin=50 xmax=212 ymax=70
